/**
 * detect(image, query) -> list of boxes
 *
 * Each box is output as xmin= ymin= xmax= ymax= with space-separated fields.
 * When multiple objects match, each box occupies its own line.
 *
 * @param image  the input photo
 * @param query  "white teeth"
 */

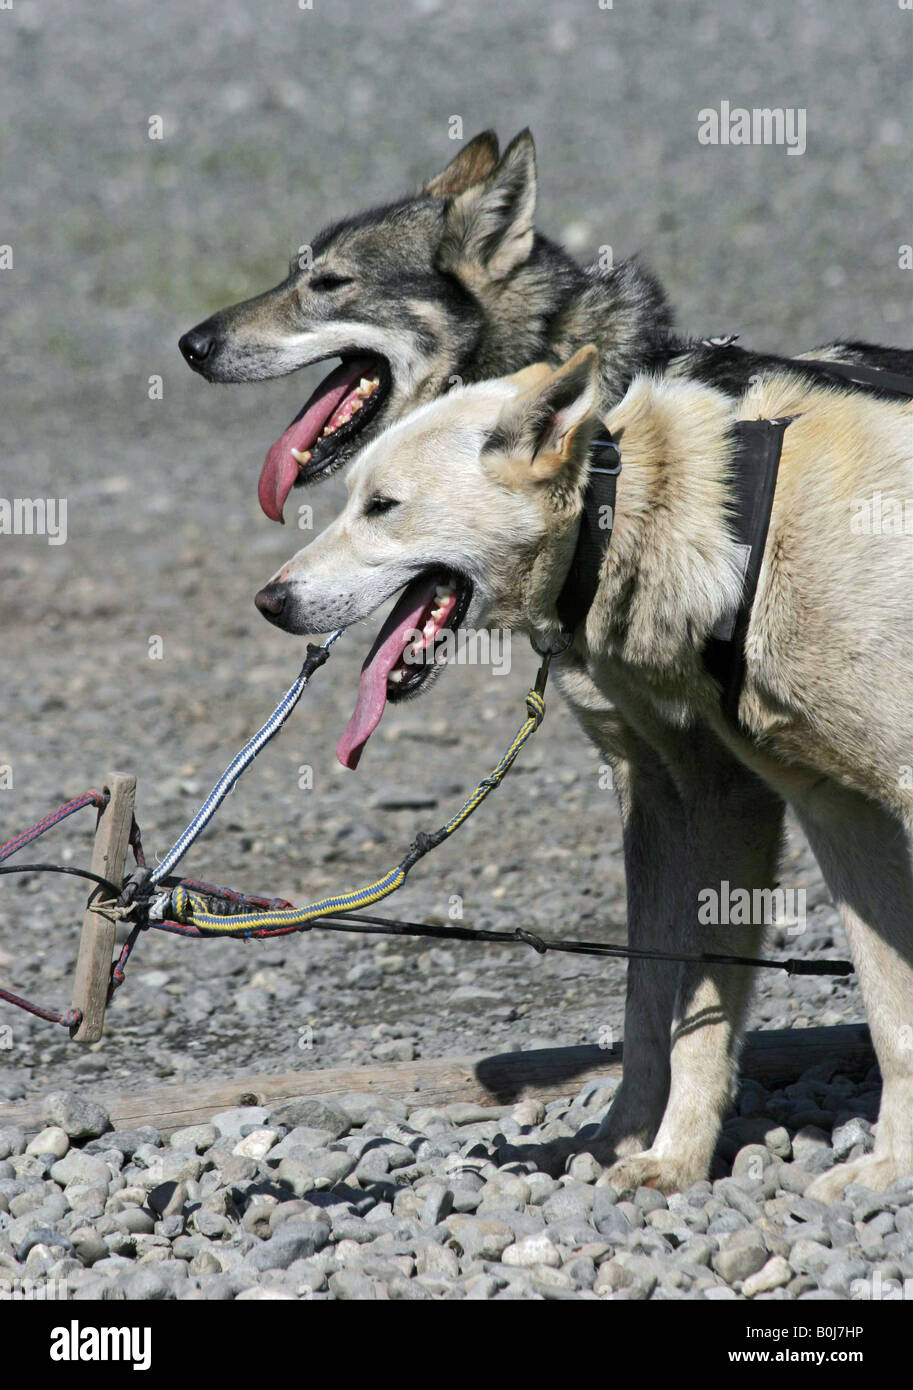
xmin=430 ymin=606 xmax=445 ymax=622
xmin=290 ymin=448 xmax=312 ymax=464
xmin=435 ymin=586 xmax=454 ymax=600
xmin=422 ymin=620 xmax=436 ymax=638
xmin=388 ymin=668 xmax=405 ymax=685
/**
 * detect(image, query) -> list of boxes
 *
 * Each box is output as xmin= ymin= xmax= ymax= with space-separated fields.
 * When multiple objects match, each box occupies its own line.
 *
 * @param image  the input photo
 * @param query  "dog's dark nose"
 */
xmin=255 ymin=583 xmax=288 ymax=623
xmin=179 ymin=325 xmax=216 ymax=368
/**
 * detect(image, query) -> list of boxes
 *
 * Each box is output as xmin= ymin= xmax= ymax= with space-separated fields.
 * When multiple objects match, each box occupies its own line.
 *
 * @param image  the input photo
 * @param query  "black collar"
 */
xmin=555 ymin=434 xmax=621 ymax=638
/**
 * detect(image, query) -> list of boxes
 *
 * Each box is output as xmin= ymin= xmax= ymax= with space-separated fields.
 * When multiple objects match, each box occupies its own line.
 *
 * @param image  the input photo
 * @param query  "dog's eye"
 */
xmin=309 ymin=272 xmax=353 ymax=292
xmin=365 ymin=495 xmax=400 ymax=517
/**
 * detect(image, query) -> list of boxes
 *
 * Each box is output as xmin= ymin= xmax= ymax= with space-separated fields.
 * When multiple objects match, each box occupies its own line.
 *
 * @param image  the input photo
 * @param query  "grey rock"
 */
xmin=337 ymin=1093 xmax=408 ymax=1125
xmin=16 ymin=1227 xmax=74 ymax=1262
xmin=328 ymin=1269 xmax=377 ymax=1299
xmin=593 ymin=1204 xmax=633 ymax=1244
xmin=117 ymin=1207 xmax=154 ymax=1236
xmin=346 ymin=963 xmax=382 ymax=989
xmin=49 ymin=1150 xmax=111 ymax=1189
xmin=73 ymin=1233 xmax=108 ymax=1266
xmin=818 ymin=1256 xmax=868 ymax=1295
xmin=266 ymin=1127 xmax=336 ymax=1162
xmin=246 ymin=1220 xmax=331 ymax=1272
xmin=846 ymin=1185 xmax=890 ymax=1222
xmin=121 ymin=1269 xmax=169 ymax=1300
xmin=169 ymin=1124 xmax=218 ymax=1153
xmin=707 ymin=1209 xmax=750 ymax=1236
xmin=542 ymin=1190 xmax=589 ymax=1225
xmin=564 ymin=1254 xmax=597 ymax=1288
xmin=196 ymin=1273 xmax=235 ymax=1300
xmin=789 ymin=1238 xmax=835 ymax=1276
xmin=147 ymin=1181 xmax=186 ymax=1218
xmin=0 ymin=1127 xmax=27 ymax=1159
xmin=267 ymin=1097 xmax=352 ymax=1140
xmin=194 ymin=1211 xmax=233 ymax=1240
xmin=421 ymin=1184 xmax=453 ymax=1227
xmin=732 ymin=1145 xmax=776 ymax=1183
xmin=276 ymin=1152 xmax=356 ymax=1195
xmin=465 ymin=1273 xmax=505 ymax=1299
xmin=633 ymin=1186 xmax=667 ymax=1214
xmin=25 ymin=1127 xmax=69 ymax=1160
xmin=43 ymin=1092 xmax=110 ymax=1140
xmin=210 ymin=1107 xmax=270 ymax=1138
xmin=712 ymin=1228 xmax=768 ymax=1283
xmin=791 ymin=1126 xmax=834 ymax=1168
xmin=89 ymin=1129 xmax=162 ymax=1158
xmin=445 ymin=1215 xmax=513 ymax=1261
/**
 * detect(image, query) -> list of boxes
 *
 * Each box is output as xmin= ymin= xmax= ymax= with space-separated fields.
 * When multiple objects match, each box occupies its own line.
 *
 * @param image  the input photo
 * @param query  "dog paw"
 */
xmin=604 ymin=1149 xmax=704 ymax=1196
xmin=807 ymin=1154 xmax=907 ymax=1204
xmin=574 ymin=1132 xmax=649 ymax=1169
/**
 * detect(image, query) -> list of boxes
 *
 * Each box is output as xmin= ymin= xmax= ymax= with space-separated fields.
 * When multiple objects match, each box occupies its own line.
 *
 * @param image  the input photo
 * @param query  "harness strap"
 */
xmin=797 ymin=358 xmax=913 ymax=400
xmin=554 ymin=355 xmax=912 ymax=731
xmin=701 ymin=417 xmax=793 ymax=725
xmin=555 ymin=435 xmax=621 ymax=636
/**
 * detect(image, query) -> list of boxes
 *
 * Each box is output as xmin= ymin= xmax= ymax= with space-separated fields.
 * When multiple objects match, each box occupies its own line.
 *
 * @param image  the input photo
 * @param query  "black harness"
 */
xmin=555 ymin=357 xmax=913 ymax=729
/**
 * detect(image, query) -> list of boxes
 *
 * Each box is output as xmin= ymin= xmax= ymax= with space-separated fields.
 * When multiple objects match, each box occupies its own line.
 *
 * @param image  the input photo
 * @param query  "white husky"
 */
xmin=256 ymin=347 xmax=913 ymax=1200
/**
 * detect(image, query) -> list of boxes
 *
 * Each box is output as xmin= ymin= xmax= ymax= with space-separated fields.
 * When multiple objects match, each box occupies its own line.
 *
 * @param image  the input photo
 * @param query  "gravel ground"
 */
xmin=2 ymin=1076 xmax=911 ymax=1302
xmin=1 ymin=0 xmax=911 ymax=1301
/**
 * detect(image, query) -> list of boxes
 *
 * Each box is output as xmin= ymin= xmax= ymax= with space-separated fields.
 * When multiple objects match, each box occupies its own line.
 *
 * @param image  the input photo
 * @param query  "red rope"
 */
xmin=0 ymin=986 xmax=81 ymax=1029
xmin=0 ymin=789 xmax=108 ymax=864
xmin=0 ymin=790 xmax=133 ymax=1030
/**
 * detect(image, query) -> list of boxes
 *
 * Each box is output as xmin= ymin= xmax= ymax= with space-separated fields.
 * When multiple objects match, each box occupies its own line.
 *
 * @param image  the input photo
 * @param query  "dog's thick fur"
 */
xmin=262 ymin=350 xmax=913 ymax=1199
xmin=180 ymin=128 xmax=913 ymax=487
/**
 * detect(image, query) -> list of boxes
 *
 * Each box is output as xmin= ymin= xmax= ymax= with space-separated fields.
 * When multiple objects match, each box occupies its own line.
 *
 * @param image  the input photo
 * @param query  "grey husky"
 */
xmin=178 ymin=128 xmax=912 ymax=521
xmin=181 ymin=130 xmax=913 ymax=1195
xmin=255 ymin=349 xmax=913 ymax=1200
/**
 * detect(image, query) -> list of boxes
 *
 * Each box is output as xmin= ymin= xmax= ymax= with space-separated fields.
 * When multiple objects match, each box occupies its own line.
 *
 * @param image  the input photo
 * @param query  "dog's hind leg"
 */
xmin=604 ymin=745 xmax=785 ymax=1194
xmin=795 ymin=786 xmax=913 ymax=1202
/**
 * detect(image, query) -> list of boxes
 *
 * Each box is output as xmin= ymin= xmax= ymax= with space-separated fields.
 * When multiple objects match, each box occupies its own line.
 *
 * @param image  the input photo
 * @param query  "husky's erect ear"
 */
xmin=437 ymin=129 xmax=537 ymax=285
xmin=485 ymin=346 xmax=600 ymax=482
xmin=422 ymin=131 xmax=500 ymax=197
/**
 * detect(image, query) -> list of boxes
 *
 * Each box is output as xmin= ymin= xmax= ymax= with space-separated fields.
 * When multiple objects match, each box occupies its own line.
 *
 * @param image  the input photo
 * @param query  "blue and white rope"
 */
xmin=150 ymin=630 xmax=343 ymax=886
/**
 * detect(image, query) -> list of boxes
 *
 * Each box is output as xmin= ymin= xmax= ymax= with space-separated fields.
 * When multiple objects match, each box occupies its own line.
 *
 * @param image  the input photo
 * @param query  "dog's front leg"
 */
xmin=605 ymin=746 xmax=786 ymax=1194
xmin=589 ymin=725 xmax=686 ymax=1158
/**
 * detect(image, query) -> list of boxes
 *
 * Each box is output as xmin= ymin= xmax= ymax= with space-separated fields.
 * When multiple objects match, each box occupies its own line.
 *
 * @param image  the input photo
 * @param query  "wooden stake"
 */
xmin=70 ymin=771 xmax=136 ymax=1044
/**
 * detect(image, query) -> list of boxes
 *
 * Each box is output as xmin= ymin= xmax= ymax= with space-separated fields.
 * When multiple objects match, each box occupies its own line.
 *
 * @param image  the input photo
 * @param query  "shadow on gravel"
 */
xmin=474 ymin=1042 xmax=622 ymax=1103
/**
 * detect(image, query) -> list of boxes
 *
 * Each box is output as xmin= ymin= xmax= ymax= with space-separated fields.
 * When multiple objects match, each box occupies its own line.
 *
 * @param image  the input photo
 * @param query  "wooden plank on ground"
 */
xmin=0 ymin=1023 xmax=874 ymax=1138
xmin=70 ymin=772 xmax=136 ymax=1044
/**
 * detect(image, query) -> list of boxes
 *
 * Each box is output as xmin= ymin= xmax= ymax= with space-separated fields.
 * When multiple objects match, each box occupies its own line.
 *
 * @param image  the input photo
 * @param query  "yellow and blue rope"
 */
xmin=166 ymin=683 xmax=547 ymax=937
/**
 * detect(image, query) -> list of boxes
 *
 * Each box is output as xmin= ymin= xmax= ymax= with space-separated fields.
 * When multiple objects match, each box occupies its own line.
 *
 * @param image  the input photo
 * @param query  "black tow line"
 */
xmin=180 ymin=888 xmax=854 ymax=977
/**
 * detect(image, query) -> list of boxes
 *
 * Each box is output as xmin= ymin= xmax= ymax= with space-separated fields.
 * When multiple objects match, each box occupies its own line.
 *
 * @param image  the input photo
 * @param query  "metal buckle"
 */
xmin=530 ymin=630 xmax=573 ymax=659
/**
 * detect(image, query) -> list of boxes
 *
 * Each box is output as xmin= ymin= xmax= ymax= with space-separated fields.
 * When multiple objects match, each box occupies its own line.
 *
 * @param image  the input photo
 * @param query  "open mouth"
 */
xmin=258 ymin=354 xmax=392 ymax=522
xmin=336 ymin=568 xmax=473 ymax=771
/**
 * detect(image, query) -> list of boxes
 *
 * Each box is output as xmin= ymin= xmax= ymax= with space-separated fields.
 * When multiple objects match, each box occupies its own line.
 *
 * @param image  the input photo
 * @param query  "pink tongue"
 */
xmin=258 ymin=357 xmax=376 ymax=523
xmin=336 ymin=574 xmax=440 ymax=771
